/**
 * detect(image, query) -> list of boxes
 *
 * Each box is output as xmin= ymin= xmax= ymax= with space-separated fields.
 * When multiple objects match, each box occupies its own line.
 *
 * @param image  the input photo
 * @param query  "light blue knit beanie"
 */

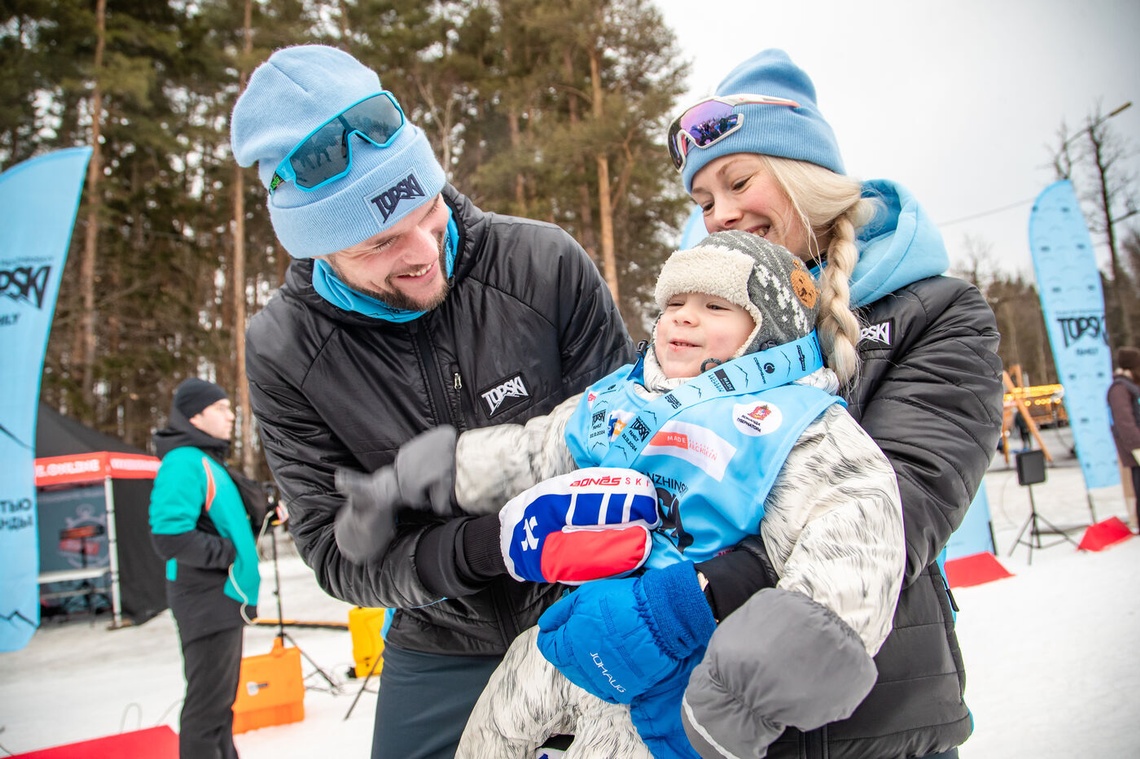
xmin=679 ymin=49 xmax=845 ymax=193
xmin=230 ymin=45 xmax=446 ymax=259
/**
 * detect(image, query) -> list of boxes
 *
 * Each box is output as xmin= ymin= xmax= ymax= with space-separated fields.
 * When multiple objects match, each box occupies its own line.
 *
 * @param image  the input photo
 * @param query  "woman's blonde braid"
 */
xmin=815 ymin=205 xmax=866 ymax=385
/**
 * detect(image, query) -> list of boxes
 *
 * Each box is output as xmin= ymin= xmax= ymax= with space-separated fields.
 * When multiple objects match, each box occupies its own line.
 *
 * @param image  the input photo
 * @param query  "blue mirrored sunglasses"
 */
xmin=270 ymin=92 xmax=406 ymax=194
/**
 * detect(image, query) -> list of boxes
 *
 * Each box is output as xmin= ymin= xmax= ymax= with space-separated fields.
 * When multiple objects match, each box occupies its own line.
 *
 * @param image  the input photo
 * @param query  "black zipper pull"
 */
xmin=943 ymin=570 xmax=960 ymax=613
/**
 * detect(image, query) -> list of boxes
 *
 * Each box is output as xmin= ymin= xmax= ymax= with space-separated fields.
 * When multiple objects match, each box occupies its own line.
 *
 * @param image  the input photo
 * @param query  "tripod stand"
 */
xmin=264 ymin=512 xmax=341 ymax=693
xmin=344 ymin=633 xmax=383 ymax=720
xmin=1007 ymin=450 xmax=1078 ymax=565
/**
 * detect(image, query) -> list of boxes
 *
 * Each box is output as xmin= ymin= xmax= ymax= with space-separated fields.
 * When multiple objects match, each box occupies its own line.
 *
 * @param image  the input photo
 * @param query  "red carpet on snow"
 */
xmin=944 ymin=552 xmax=1014 ymax=588
xmin=1077 ymin=517 xmax=1134 ymax=552
xmin=7 ymin=725 xmax=178 ymax=758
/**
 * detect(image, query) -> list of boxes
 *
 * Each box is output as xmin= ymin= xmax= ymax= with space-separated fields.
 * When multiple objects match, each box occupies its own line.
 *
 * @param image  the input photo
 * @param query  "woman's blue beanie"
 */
xmin=679 ymin=49 xmax=845 ymax=193
xmin=230 ymin=45 xmax=446 ymax=259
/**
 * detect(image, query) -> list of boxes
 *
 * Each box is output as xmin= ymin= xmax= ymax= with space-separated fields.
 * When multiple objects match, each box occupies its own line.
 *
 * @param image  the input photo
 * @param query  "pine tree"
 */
xmin=11 ymin=0 xmax=696 ymax=457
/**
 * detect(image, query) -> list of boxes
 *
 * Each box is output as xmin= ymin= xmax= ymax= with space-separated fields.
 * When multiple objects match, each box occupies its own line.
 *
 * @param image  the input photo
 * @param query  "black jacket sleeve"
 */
xmin=850 ymin=278 xmax=1003 ymax=585
xmin=152 ymin=531 xmax=236 ymax=570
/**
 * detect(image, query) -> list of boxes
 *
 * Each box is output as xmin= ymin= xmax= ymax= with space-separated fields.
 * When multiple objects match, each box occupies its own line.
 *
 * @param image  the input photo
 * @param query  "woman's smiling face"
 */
xmin=689 ymin=154 xmax=812 ymax=262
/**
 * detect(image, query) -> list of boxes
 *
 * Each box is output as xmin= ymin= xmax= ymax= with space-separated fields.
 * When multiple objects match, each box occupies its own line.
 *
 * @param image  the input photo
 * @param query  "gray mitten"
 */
xmin=392 ymin=425 xmax=458 ymax=518
xmin=335 ymin=466 xmax=402 ymax=564
xmin=333 ymin=426 xmax=458 ymax=564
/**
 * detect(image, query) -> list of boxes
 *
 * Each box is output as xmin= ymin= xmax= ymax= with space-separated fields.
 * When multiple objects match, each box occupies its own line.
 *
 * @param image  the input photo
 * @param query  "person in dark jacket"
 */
xmin=229 ymin=45 xmax=633 ymax=759
xmin=150 ymin=378 xmax=261 ymax=759
xmin=1108 ymin=346 xmax=1140 ymax=533
xmin=1013 ymin=406 xmax=1034 ymax=451
xmin=538 ymin=49 xmax=1002 ymax=759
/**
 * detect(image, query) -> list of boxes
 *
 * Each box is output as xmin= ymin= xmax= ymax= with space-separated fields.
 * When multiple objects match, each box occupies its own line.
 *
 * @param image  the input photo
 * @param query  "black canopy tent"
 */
xmin=35 ymin=402 xmax=167 ymax=626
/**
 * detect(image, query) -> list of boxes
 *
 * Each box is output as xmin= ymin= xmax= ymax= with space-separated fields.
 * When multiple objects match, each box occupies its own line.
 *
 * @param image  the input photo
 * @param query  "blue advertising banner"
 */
xmin=0 ymin=146 xmax=91 ymax=651
xmin=1028 ymin=180 xmax=1119 ymax=491
xmin=679 ymin=205 xmax=705 ymax=249
xmin=946 ymin=484 xmax=996 ymax=559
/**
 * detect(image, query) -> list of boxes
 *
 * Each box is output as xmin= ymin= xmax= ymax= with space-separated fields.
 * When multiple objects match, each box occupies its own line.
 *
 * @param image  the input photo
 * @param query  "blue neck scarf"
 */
xmin=311 ymin=207 xmax=460 ymax=323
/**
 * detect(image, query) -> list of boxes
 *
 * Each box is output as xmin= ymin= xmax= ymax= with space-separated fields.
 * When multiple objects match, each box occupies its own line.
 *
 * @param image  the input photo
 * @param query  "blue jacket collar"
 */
xmin=847 ymin=179 xmax=949 ymax=308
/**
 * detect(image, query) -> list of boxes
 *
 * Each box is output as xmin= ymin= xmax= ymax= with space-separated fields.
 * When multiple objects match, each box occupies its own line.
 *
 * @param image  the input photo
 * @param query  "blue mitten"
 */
xmin=535 ymin=561 xmax=716 ymax=704
xmin=629 ymin=661 xmax=704 ymax=759
xmin=499 ymin=468 xmax=660 ymax=584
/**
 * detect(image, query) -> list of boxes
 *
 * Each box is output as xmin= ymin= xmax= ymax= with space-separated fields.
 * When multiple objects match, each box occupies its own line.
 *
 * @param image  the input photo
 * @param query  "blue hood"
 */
xmin=848 ymin=179 xmax=948 ymax=308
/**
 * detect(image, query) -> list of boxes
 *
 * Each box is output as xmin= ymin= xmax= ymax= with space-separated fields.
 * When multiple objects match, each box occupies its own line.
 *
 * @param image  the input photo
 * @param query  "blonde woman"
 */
xmin=575 ymin=48 xmax=1002 ymax=759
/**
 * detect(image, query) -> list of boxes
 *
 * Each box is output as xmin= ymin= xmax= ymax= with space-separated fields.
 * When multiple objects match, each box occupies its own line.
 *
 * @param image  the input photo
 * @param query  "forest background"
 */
xmin=3 ymin=0 xmax=1138 ymax=480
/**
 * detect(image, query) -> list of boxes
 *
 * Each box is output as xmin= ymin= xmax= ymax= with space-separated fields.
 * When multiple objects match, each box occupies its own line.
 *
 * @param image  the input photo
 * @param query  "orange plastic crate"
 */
xmin=233 ymin=638 xmax=305 ymax=734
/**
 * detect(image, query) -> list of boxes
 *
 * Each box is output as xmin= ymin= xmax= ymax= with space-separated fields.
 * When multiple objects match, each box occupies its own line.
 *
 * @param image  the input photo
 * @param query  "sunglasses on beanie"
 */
xmin=270 ymin=91 xmax=407 ymax=194
xmin=667 ymin=94 xmax=801 ymax=171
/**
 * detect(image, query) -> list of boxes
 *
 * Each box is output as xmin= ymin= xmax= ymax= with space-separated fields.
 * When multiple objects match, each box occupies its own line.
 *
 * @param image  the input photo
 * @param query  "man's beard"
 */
xmin=329 ymin=247 xmax=450 ymax=312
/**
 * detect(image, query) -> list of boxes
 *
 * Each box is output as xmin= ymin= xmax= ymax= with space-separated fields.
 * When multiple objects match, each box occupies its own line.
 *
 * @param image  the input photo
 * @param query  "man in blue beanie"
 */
xmin=230 ymin=45 xmax=633 ymax=759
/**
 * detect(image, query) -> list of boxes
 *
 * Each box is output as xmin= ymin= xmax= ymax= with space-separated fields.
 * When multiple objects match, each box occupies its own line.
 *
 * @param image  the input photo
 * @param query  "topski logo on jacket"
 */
xmin=480 ymin=372 xmax=530 ymax=418
xmin=860 ymin=318 xmax=894 ymax=348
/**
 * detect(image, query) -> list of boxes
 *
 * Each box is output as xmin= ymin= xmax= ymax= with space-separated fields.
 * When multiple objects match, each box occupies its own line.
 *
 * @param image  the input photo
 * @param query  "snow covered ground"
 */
xmin=956 ymin=430 xmax=1140 ymax=758
xmin=2 ymin=428 xmax=1138 ymax=757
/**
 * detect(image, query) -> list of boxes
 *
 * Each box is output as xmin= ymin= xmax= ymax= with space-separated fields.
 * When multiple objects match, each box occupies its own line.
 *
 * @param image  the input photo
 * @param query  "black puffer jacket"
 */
xmin=688 ymin=274 xmax=1003 ymax=759
xmin=245 ymin=185 xmax=634 ymax=655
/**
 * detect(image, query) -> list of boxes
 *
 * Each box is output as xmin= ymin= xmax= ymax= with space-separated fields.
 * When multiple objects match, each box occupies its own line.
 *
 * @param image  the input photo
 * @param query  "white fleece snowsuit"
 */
xmin=452 ymin=347 xmax=904 ymax=759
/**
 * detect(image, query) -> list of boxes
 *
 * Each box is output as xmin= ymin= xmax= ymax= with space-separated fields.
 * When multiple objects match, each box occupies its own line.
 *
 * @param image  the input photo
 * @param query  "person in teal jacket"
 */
xmin=149 ymin=378 xmax=261 ymax=759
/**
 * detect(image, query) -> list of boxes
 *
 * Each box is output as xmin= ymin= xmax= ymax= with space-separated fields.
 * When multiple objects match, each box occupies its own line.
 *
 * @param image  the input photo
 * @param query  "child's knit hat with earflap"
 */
xmin=654 ymin=230 xmax=820 ymax=359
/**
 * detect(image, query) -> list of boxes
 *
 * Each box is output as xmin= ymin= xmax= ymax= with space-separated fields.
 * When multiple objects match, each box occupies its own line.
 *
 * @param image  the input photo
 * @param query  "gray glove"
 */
xmin=334 ymin=426 xmax=458 ymax=564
